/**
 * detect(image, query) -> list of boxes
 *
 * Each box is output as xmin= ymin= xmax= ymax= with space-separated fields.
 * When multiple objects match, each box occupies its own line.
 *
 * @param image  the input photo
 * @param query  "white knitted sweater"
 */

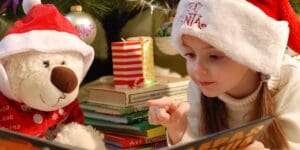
xmin=170 ymin=55 xmax=300 ymax=149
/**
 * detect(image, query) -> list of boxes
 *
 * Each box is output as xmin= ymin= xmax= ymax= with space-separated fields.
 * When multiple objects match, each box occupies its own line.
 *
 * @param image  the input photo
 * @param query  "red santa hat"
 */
xmin=248 ymin=0 xmax=300 ymax=53
xmin=0 ymin=0 xmax=94 ymax=99
xmin=172 ymin=0 xmax=300 ymax=76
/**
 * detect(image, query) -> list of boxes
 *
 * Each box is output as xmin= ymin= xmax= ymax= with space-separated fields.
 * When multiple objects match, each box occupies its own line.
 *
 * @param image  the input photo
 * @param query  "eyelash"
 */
xmin=183 ymin=53 xmax=195 ymax=58
xmin=184 ymin=53 xmax=223 ymax=60
xmin=209 ymin=55 xmax=222 ymax=60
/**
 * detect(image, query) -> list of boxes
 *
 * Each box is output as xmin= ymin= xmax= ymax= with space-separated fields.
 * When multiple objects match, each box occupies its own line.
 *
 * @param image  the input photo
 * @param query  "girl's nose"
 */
xmin=196 ymin=61 xmax=208 ymax=75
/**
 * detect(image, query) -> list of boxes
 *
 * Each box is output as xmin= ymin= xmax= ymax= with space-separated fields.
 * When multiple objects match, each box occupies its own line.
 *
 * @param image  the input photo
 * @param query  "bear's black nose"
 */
xmin=50 ymin=66 xmax=78 ymax=93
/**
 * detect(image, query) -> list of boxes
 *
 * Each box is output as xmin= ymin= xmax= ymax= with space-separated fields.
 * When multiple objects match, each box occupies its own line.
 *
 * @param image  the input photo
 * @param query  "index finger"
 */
xmin=147 ymin=97 xmax=178 ymax=109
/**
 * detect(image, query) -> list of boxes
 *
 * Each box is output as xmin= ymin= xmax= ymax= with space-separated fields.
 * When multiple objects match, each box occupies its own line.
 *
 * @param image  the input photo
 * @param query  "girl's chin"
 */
xmin=204 ymin=95 xmax=218 ymax=98
xmin=202 ymin=91 xmax=219 ymax=98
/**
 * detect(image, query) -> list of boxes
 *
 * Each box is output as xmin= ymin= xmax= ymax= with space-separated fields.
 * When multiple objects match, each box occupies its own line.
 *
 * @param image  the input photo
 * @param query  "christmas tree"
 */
xmin=0 ymin=0 xmax=299 ymax=83
xmin=0 ymin=0 xmax=183 ymax=84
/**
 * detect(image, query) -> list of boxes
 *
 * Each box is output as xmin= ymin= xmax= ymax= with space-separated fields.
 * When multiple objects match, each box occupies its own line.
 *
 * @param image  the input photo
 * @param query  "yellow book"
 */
xmin=98 ymin=125 xmax=166 ymax=139
xmin=145 ymin=125 xmax=166 ymax=138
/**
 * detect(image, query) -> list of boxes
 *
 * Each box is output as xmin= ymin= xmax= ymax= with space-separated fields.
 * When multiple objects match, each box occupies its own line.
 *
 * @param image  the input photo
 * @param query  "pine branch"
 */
xmin=42 ymin=0 xmax=76 ymax=14
xmin=290 ymin=0 xmax=300 ymax=14
xmin=77 ymin=0 xmax=114 ymax=18
xmin=0 ymin=0 xmax=179 ymax=19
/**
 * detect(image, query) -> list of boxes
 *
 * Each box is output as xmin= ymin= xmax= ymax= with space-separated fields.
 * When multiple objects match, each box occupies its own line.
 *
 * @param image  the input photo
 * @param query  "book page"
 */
xmin=167 ymin=116 xmax=274 ymax=150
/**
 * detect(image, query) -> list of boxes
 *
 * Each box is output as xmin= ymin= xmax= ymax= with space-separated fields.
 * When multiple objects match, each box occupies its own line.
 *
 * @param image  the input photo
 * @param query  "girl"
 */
xmin=148 ymin=0 xmax=300 ymax=149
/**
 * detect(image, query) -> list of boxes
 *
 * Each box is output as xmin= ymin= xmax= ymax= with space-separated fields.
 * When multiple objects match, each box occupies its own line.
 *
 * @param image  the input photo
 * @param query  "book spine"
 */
xmin=104 ymin=134 xmax=166 ymax=148
xmin=88 ymin=90 xmax=127 ymax=106
xmin=87 ymin=99 xmax=148 ymax=107
xmin=83 ymin=110 xmax=148 ymax=124
xmin=85 ymin=118 xmax=158 ymax=132
xmin=88 ymin=85 xmax=188 ymax=107
xmin=83 ymin=111 xmax=127 ymax=124
xmin=105 ymin=140 xmax=167 ymax=150
xmin=80 ymin=105 xmax=124 ymax=116
xmin=129 ymin=86 xmax=188 ymax=104
xmin=146 ymin=126 xmax=166 ymax=138
xmin=82 ymin=101 xmax=134 ymax=111
xmin=98 ymin=125 xmax=166 ymax=138
xmin=125 ymin=111 xmax=148 ymax=124
xmin=80 ymin=101 xmax=136 ymax=115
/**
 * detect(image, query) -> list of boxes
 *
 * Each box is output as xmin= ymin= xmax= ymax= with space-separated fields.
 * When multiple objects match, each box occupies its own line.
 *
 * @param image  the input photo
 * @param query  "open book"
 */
xmin=0 ymin=128 xmax=82 ymax=150
xmin=167 ymin=116 xmax=274 ymax=150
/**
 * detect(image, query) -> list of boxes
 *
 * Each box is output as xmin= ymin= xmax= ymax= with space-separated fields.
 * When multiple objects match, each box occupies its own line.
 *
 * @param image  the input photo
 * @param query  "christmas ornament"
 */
xmin=65 ymin=5 xmax=97 ymax=44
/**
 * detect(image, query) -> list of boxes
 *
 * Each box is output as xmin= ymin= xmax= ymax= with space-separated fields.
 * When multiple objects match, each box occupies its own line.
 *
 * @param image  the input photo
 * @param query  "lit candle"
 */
xmin=127 ymin=37 xmax=155 ymax=85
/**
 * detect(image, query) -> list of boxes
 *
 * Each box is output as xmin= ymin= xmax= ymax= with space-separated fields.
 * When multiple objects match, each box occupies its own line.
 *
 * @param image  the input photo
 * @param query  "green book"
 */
xmin=85 ymin=118 xmax=158 ymax=133
xmin=80 ymin=101 xmax=148 ymax=115
xmin=83 ymin=110 xmax=148 ymax=124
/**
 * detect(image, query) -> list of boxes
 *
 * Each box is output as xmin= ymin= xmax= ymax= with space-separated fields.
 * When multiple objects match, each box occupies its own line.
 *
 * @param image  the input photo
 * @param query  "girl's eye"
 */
xmin=184 ymin=53 xmax=195 ymax=59
xmin=209 ymin=55 xmax=223 ymax=61
xmin=61 ymin=61 xmax=65 ymax=65
xmin=43 ymin=60 xmax=49 ymax=68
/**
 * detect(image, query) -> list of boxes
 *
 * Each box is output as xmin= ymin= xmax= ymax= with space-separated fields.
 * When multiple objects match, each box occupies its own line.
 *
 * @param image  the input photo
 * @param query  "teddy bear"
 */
xmin=0 ymin=0 xmax=105 ymax=149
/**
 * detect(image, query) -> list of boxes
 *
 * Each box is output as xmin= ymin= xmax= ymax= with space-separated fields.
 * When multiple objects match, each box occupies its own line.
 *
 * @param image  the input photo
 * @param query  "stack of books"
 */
xmin=81 ymin=76 xmax=190 ymax=149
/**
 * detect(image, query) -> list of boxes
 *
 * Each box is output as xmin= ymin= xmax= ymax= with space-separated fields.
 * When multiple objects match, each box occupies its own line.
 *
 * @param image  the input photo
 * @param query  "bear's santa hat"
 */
xmin=0 ymin=0 xmax=94 ymax=99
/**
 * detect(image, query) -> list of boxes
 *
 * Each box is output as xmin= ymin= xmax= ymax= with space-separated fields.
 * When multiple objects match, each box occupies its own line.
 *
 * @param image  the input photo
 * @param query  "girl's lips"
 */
xmin=199 ymin=81 xmax=215 ymax=86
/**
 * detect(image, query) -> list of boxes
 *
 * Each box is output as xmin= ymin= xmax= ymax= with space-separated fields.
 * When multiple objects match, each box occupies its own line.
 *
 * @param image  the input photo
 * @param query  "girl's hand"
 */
xmin=147 ymin=97 xmax=190 ymax=128
xmin=147 ymin=97 xmax=190 ymax=144
xmin=244 ymin=141 xmax=269 ymax=150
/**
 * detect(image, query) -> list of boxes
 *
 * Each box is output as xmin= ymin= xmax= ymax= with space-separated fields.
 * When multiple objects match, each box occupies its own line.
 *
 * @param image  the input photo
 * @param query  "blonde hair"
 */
xmin=200 ymin=82 xmax=288 ymax=149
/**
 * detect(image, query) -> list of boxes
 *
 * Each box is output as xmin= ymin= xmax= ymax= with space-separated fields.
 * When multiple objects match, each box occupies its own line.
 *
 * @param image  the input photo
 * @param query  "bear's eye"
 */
xmin=43 ymin=60 xmax=49 ymax=68
xmin=61 ymin=61 xmax=65 ymax=65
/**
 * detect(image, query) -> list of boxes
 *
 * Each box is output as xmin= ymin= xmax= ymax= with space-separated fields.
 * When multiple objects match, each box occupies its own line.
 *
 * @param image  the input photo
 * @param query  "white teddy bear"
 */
xmin=0 ymin=0 xmax=105 ymax=149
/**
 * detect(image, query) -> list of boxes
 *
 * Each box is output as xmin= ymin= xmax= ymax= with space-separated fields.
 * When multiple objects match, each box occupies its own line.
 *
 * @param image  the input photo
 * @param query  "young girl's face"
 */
xmin=182 ymin=35 xmax=255 ymax=97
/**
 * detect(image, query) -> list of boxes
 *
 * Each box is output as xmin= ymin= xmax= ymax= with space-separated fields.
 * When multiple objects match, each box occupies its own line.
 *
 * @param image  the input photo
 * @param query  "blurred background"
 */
xmin=0 ymin=0 xmax=299 ymax=85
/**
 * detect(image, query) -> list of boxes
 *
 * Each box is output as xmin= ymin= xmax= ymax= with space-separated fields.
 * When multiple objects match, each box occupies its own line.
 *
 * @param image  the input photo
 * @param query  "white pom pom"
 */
xmin=54 ymin=123 xmax=106 ymax=150
xmin=22 ymin=0 xmax=41 ymax=14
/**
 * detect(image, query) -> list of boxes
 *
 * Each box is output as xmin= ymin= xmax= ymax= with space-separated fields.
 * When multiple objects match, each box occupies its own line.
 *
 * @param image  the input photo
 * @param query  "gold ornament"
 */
xmin=65 ymin=5 xmax=97 ymax=44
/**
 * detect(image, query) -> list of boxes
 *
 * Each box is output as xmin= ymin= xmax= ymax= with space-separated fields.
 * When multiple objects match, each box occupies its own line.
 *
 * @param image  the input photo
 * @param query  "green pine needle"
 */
xmin=290 ymin=0 xmax=300 ymax=14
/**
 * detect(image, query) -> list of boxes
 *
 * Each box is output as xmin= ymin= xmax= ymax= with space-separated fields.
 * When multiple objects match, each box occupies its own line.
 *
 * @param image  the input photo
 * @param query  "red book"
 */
xmin=104 ymin=133 xmax=166 ymax=148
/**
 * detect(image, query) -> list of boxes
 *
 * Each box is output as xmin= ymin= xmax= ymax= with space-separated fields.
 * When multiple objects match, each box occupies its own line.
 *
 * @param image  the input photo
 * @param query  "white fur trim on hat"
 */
xmin=0 ymin=30 xmax=94 ymax=99
xmin=172 ymin=0 xmax=289 ymax=75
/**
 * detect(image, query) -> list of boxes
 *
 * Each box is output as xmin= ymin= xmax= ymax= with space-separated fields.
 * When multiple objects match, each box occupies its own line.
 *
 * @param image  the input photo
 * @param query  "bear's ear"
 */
xmin=0 ymin=63 xmax=15 ymax=100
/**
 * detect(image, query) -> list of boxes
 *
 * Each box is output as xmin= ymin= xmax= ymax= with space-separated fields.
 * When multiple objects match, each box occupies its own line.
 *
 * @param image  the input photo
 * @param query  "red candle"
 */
xmin=111 ymin=40 xmax=144 ymax=88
